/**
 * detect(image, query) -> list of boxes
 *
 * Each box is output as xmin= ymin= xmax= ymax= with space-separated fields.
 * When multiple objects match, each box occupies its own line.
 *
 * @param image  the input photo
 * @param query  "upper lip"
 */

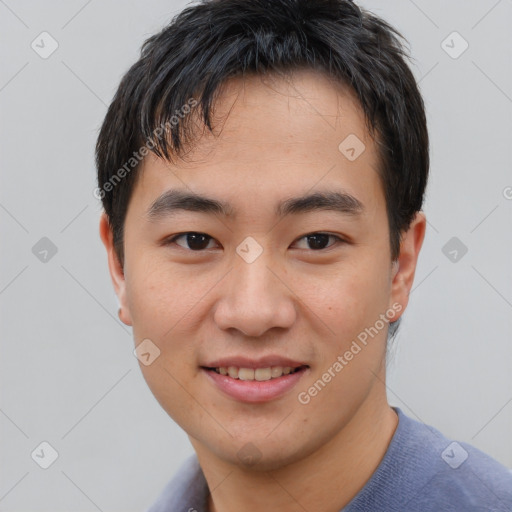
xmin=202 ymin=356 xmax=308 ymax=369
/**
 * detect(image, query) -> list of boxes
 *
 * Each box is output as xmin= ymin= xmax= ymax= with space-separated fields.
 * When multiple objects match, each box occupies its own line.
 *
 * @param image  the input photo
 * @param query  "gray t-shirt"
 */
xmin=146 ymin=408 xmax=512 ymax=511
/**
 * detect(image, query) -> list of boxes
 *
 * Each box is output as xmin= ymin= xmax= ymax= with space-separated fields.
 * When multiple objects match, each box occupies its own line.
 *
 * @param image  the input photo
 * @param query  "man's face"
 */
xmin=103 ymin=69 xmax=420 ymax=469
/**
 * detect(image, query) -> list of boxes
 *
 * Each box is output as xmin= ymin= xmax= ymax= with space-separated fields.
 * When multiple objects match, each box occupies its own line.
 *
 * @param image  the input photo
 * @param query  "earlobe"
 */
xmin=389 ymin=212 xmax=426 ymax=320
xmin=99 ymin=213 xmax=133 ymax=326
xmin=118 ymin=307 xmax=131 ymax=326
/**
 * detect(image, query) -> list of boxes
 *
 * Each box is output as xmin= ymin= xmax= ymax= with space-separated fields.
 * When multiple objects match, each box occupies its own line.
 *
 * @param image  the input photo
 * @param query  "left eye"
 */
xmin=292 ymin=233 xmax=342 ymax=250
xmin=165 ymin=232 xmax=343 ymax=251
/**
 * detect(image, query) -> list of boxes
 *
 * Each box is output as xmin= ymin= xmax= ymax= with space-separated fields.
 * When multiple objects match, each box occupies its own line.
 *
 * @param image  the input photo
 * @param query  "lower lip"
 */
xmin=202 ymin=367 xmax=308 ymax=403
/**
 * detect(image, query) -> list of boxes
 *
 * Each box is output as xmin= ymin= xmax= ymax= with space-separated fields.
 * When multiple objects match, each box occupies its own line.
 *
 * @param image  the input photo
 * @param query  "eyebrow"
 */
xmin=147 ymin=189 xmax=364 ymax=221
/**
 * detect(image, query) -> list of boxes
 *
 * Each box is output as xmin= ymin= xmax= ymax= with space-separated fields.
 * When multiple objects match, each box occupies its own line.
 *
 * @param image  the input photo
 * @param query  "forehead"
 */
xmin=133 ymin=68 xmax=384 ymax=217
xmin=184 ymin=69 xmax=371 ymax=160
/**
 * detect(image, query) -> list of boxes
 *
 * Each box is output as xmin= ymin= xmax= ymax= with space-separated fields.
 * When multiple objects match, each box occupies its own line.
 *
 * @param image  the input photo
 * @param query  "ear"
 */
xmin=388 ymin=211 xmax=426 ymax=321
xmin=99 ymin=213 xmax=133 ymax=326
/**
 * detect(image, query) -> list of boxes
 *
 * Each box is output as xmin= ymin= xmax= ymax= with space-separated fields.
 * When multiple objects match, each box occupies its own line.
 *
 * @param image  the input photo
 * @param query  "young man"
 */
xmin=96 ymin=0 xmax=512 ymax=510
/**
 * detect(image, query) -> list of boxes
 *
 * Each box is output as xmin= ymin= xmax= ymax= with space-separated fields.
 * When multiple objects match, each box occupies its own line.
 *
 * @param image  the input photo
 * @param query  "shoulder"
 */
xmin=344 ymin=408 xmax=512 ymax=512
xmin=145 ymin=454 xmax=209 ymax=512
xmin=411 ymin=432 xmax=512 ymax=511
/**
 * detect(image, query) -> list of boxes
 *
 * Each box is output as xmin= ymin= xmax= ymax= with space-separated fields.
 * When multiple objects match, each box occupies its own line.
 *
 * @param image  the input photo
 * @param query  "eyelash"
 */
xmin=163 ymin=232 xmax=346 ymax=252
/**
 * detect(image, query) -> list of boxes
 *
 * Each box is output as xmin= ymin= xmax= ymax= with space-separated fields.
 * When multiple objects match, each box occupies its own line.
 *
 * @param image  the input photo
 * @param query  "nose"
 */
xmin=213 ymin=253 xmax=297 ymax=338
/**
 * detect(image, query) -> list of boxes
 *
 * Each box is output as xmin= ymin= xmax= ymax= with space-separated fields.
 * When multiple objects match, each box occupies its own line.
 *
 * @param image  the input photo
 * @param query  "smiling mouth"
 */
xmin=203 ymin=365 xmax=308 ymax=381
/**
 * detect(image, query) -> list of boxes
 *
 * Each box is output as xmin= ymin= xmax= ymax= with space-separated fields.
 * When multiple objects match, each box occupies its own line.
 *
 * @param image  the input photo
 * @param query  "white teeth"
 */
xmin=238 ymin=368 xmax=255 ymax=381
xmin=255 ymin=368 xmax=272 ymax=381
xmin=214 ymin=365 xmax=301 ymax=380
xmin=228 ymin=366 xmax=239 ymax=378
xmin=271 ymin=366 xmax=283 ymax=378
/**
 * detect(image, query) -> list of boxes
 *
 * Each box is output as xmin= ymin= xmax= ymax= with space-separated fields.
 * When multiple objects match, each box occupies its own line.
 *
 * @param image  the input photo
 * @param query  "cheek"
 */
xmin=124 ymin=253 xmax=209 ymax=339
xmin=290 ymin=255 xmax=391 ymax=343
xmin=293 ymin=262 xmax=391 ymax=425
xmin=124 ymin=257 xmax=206 ymax=428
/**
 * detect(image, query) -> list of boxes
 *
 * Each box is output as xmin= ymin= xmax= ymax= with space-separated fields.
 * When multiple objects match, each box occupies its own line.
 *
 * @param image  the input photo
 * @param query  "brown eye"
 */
xmin=167 ymin=232 xmax=217 ymax=251
xmin=293 ymin=233 xmax=343 ymax=251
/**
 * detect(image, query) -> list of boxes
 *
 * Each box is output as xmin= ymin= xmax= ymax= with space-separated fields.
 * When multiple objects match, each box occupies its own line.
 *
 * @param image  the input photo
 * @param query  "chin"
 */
xmin=202 ymin=432 xmax=317 ymax=473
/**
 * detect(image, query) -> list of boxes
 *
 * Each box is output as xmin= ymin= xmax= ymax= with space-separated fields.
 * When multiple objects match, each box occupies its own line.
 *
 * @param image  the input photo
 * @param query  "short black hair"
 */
xmin=96 ymin=0 xmax=429 ymax=268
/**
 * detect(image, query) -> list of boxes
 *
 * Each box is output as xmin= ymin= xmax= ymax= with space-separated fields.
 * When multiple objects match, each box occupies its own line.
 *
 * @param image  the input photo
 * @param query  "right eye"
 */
xmin=164 ymin=232 xmax=219 ymax=251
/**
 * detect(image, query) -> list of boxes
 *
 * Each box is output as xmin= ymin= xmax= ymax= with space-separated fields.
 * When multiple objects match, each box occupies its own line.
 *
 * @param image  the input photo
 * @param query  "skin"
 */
xmin=100 ymin=68 xmax=426 ymax=512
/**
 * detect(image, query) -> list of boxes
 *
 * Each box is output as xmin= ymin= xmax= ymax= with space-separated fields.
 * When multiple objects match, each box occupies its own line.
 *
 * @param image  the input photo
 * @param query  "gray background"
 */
xmin=1 ymin=0 xmax=511 ymax=510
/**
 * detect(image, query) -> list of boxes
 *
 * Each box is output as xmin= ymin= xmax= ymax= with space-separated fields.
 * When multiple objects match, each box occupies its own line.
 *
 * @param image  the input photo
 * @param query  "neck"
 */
xmin=192 ymin=392 xmax=398 ymax=512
